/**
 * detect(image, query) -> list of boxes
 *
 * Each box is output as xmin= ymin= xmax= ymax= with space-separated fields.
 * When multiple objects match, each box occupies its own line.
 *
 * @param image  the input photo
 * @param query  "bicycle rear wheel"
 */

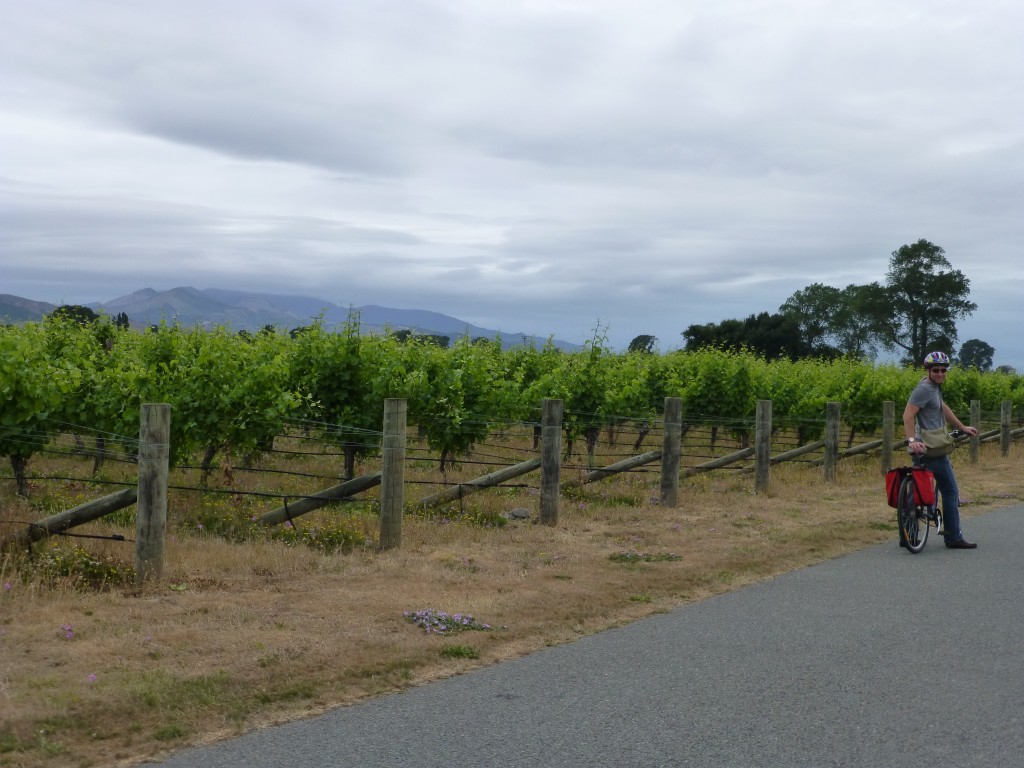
xmin=897 ymin=475 xmax=928 ymax=553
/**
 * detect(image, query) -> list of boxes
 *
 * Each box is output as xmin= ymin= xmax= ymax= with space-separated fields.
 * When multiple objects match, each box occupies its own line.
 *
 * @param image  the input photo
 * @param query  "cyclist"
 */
xmin=903 ymin=351 xmax=978 ymax=549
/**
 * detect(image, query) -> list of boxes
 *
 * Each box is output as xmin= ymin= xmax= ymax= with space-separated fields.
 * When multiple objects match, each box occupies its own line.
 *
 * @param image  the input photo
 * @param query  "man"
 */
xmin=903 ymin=351 xmax=978 ymax=549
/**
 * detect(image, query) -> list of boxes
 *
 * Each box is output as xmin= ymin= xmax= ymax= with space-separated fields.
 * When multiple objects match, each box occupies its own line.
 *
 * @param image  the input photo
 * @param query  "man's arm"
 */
xmin=903 ymin=402 xmax=926 ymax=454
xmin=942 ymin=402 xmax=979 ymax=436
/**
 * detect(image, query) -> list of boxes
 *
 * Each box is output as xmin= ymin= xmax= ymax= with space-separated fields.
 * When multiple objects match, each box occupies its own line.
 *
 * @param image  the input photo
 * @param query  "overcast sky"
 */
xmin=2 ymin=1 xmax=1023 ymax=363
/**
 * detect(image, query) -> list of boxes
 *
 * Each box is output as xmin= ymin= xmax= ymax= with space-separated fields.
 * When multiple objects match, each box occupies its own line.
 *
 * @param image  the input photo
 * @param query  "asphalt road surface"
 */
xmin=151 ymin=504 xmax=1024 ymax=768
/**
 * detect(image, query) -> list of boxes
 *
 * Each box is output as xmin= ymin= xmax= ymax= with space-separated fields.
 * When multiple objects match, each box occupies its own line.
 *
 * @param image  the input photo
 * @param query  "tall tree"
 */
xmin=958 ymin=338 xmax=994 ymax=371
xmin=682 ymin=319 xmax=743 ymax=351
xmin=829 ymin=283 xmax=891 ymax=359
xmin=742 ymin=312 xmax=809 ymax=359
xmin=883 ymin=239 xmax=976 ymax=364
xmin=779 ymin=283 xmax=842 ymax=352
xmin=683 ymin=312 xmax=809 ymax=360
xmin=627 ymin=334 xmax=657 ymax=354
xmin=49 ymin=304 xmax=98 ymax=324
xmin=779 ymin=282 xmax=894 ymax=359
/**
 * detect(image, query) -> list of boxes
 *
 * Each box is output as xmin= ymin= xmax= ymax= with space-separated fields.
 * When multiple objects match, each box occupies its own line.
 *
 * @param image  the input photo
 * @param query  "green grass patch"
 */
xmin=256 ymin=681 xmax=318 ymax=704
xmin=17 ymin=542 xmax=135 ymax=590
xmin=0 ymin=726 xmax=21 ymax=754
xmin=609 ymin=551 xmax=682 ymax=564
xmin=412 ymin=506 xmax=509 ymax=528
xmin=440 ymin=644 xmax=479 ymax=659
xmin=265 ymin=517 xmax=369 ymax=552
xmin=154 ymin=723 xmax=189 ymax=742
xmin=129 ymin=670 xmax=235 ymax=713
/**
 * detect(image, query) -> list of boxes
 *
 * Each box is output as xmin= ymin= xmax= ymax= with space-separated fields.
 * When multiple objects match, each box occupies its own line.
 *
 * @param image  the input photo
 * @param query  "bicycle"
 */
xmin=892 ymin=430 xmax=964 ymax=554
xmin=896 ymin=468 xmax=941 ymax=553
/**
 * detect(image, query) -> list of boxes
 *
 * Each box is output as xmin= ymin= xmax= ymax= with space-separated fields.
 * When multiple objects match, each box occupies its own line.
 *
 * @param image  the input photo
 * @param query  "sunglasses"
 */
xmin=930 ymin=367 xmax=948 ymax=373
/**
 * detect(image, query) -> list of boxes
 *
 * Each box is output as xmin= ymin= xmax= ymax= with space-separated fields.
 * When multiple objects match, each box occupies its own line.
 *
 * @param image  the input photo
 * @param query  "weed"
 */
xmin=438 ymin=554 xmax=482 ymax=573
xmin=129 ymin=670 xmax=234 ymax=713
xmin=154 ymin=724 xmax=188 ymax=742
xmin=609 ymin=551 xmax=682 ymax=563
xmin=0 ymin=726 xmax=20 ymax=753
xmin=37 ymin=734 xmax=67 ymax=757
xmin=257 ymin=681 xmax=318 ymax=703
xmin=413 ymin=506 xmax=508 ymax=528
xmin=16 ymin=542 xmax=134 ymax=589
xmin=599 ymin=492 xmax=647 ymax=508
xmin=266 ymin=518 xmax=369 ymax=552
xmin=440 ymin=644 xmax=480 ymax=659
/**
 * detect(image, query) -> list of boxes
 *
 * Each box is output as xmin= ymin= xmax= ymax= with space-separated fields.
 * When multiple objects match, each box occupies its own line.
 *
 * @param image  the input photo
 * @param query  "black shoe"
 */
xmin=945 ymin=539 xmax=977 ymax=549
xmin=899 ymin=539 xmax=908 ymax=549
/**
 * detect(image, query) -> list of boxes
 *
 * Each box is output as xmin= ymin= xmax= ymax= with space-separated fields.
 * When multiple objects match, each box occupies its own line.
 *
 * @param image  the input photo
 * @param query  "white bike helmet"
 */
xmin=922 ymin=350 xmax=951 ymax=368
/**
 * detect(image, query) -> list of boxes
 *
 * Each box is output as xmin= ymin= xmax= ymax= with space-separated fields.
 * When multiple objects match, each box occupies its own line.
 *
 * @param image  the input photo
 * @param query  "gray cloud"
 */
xmin=2 ymin=0 xmax=1024 ymax=362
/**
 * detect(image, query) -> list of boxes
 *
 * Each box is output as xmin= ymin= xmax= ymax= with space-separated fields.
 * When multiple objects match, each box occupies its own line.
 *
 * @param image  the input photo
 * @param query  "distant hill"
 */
xmin=0 ymin=294 xmax=57 ymax=323
xmin=1 ymin=288 xmax=580 ymax=350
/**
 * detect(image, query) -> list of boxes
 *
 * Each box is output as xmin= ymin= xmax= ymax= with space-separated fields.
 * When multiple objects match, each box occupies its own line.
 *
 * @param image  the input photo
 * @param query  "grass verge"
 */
xmin=1 ymin=439 xmax=1022 ymax=767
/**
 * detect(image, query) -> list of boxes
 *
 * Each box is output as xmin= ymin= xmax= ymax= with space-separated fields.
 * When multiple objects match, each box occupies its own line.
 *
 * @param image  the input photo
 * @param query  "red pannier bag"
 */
xmin=885 ymin=466 xmax=936 ymax=508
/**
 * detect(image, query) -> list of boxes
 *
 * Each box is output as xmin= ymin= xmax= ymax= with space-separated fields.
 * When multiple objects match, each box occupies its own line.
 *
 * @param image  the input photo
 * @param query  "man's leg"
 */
xmin=924 ymin=456 xmax=966 ymax=544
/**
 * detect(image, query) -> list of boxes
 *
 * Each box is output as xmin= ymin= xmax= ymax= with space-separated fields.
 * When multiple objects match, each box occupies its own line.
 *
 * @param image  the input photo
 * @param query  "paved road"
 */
xmin=152 ymin=505 xmax=1024 ymax=768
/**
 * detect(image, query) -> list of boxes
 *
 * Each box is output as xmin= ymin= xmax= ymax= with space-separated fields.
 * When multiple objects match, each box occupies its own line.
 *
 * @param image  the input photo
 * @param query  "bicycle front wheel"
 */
xmin=897 ymin=475 xmax=928 ymax=553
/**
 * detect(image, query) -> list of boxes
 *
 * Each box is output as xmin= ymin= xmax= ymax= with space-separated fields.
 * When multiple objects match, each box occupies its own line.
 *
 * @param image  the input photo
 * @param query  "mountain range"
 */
xmin=0 ymin=287 xmax=580 ymax=350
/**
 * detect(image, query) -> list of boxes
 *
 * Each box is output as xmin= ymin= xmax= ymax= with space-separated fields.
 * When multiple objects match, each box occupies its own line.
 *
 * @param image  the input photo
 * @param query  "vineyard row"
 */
xmin=5 ymin=318 xmax=1024 ymax=498
xmin=5 ymin=395 xmax=1021 ymax=579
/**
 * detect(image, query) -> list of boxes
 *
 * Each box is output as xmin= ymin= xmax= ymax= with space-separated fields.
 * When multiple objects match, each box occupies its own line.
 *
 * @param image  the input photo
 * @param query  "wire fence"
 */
xmin=0 ymin=412 xmax=864 ymax=502
xmin=2 ymin=399 xmax=1017 ymax=526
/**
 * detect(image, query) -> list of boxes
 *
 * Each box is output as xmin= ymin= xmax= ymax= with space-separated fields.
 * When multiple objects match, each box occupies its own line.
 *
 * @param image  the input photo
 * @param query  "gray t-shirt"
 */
xmin=908 ymin=377 xmax=945 ymax=432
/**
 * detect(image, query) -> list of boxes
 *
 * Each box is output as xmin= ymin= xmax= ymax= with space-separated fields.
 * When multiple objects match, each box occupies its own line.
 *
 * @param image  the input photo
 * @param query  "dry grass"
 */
xmin=2 ymin=431 xmax=1023 ymax=768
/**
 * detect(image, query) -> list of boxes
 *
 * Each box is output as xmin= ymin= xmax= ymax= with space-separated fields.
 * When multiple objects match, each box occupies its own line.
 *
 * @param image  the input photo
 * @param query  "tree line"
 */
xmin=665 ymin=239 xmax=996 ymax=370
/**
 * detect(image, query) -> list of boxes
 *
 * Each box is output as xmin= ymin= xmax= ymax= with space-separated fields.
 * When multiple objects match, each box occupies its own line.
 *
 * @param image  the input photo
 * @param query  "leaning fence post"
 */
xmin=970 ymin=400 xmax=981 ymax=463
xmin=754 ymin=400 xmax=771 ymax=494
xmin=824 ymin=402 xmax=840 ymax=484
xmin=540 ymin=399 xmax=562 ymax=526
xmin=881 ymin=401 xmax=895 ymax=474
xmin=378 ymin=398 xmax=407 ymax=550
xmin=135 ymin=403 xmax=171 ymax=584
xmin=660 ymin=397 xmax=682 ymax=506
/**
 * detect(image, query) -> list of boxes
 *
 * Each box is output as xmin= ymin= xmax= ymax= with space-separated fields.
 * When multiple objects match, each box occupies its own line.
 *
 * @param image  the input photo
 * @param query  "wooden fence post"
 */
xmin=540 ymin=399 xmax=562 ymax=526
xmin=824 ymin=402 xmax=840 ymax=484
xmin=754 ymin=399 xmax=771 ymax=494
xmin=1001 ymin=399 xmax=1012 ymax=457
xmin=881 ymin=401 xmax=894 ymax=474
xmin=970 ymin=400 xmax=981 ymax=463
xmin=135 ymin=403 xmax=170 ymax=584
xmin=660 ymin=397 xmax=682 ymax=507
xmin=378 ymin=398 xmax=406 ymax=550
